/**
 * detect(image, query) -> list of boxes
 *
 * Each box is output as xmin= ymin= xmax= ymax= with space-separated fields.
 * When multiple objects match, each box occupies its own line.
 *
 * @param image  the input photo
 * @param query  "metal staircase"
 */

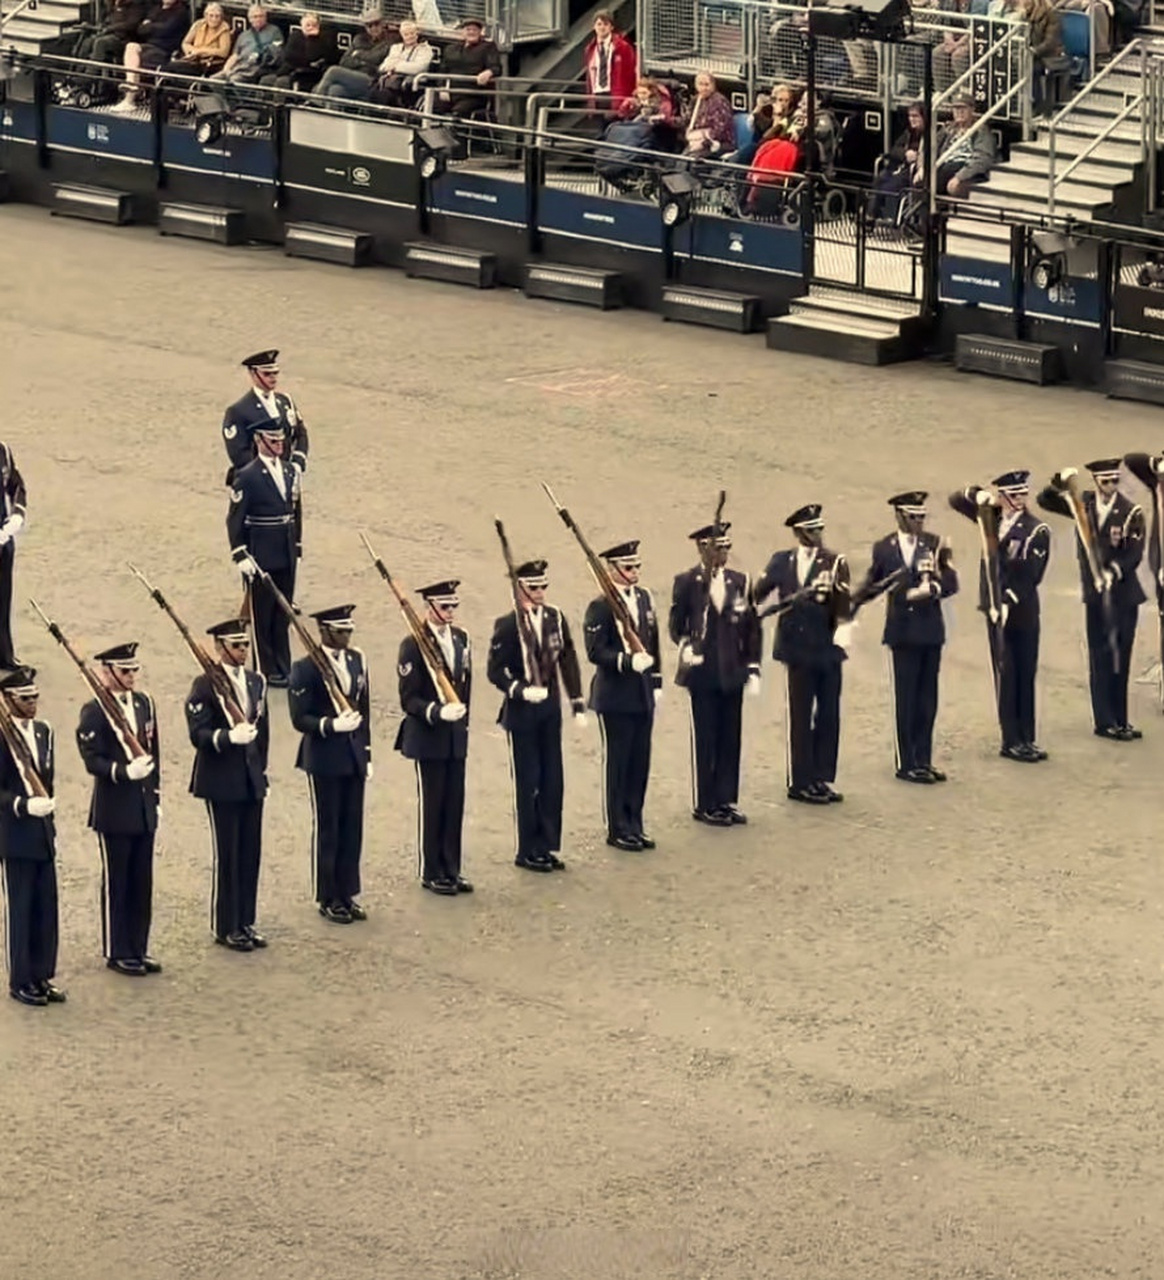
xmin=946 ymin=39 xmax=1162 ymax=262
xmin=1 ymin=0 xmax=89 ymax=57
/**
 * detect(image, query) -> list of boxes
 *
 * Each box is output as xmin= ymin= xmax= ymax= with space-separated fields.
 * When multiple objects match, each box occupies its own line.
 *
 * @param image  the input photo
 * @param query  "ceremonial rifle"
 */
xmin=1154 ymin=460 xmax=1164 ymax=706
xmin=0 ymin=694 xmax=49 ymax=799
xmin=975 ymin=493 xmax=1006 ymax=704
xmin=848 ymin=565 xmax=909 ymax=615
xmin=494 ymin=518 xmax=542 ymax=686
xmin=541 ymin=482 xmax=646 ymax=655
xmin=1063 ymin=472 xmax=1121 ymax=672
xmin=246 ymin=568 xmax=355 ymax=716
xmin=127 ymin=564 xmax=247 ymax=726
xmin=358 ymin=533 xmax=462 ymax=706
xmin=29 ymin=599 xmax=148 ymax=759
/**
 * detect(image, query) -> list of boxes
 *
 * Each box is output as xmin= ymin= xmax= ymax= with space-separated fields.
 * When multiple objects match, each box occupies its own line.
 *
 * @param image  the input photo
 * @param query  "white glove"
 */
xmin=573 ymin=711 xmax=589 ymax=730
xmin=630 ymin=652 xmax=654 ymax=674
xmin=653 ymin=688 xmax=662 ymax=706
xmin=2 ymin=513 xmax=23 ymax=538
xmin=0 ymin=532 xmax=9 ymax=550
xmin=1155 ymin=457 xmax=1164 ymax=476
xmin=520 ymin=685 xmax=549 ymax=703
xmin=365 ymin=761 xmax=374 ymax=781
xmin=1000 ymin=603 xmax=1010 ymax=628
xmin=228 ymin=722 xmax=258 ymax=745
xmin=238 ymin=557 xmax=258 ymax=580
xmin=126 ymin=755 xmax=156 ymax=781
xmin=746 ymin=673 xmax=761 ymax=698
xmin=27 ymin=796 xmax=55 ymax=818
xmin=1057 ymin=466 xmax=1078 ymax=485
xmin=329 ymin=710 xmax=363 ymax=734
xmin=1157 ymin=568 xmax=1164 ymax=590
xmin=833 ymin=622 xmax=854 ymax=652
xmin=1101 ymin=569 xmax=1115 ymax=592
xmin=439 ymin=703 xmax=467 ymax=722
xmin=679 ymin=641 xmax=704 ymax=668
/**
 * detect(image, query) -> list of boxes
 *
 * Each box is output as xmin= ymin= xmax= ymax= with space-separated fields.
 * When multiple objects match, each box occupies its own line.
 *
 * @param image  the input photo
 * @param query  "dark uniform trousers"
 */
xmin=308 ymin=774 xmax=365 ymax=905
xmin=417 ymin=760 xmax=465 ymax=884
xmin=98 ymin=833 xmax=154 ymax=961
xmin=690 ymin=689 xmax=743 ymax=813
xmin=599 ymin=711 xmax=653 ymax=840
xmin=2 ymin=857 xmax=58 ymax=992
xmin=0 ymin=541 xmax=16 ymax=669
xmin=785 ymin=664 xmax=841 ymax=791
xmin=891 ymin=645 xmax=942 ymax=773
xmin=507 ymin=705 xmax=563 ymax=860
xmin=252 ymin=567 xmax=296 ymax=684
xmin=1086 ymin=602 xmax=1139 ymax=731
xmin=998 ymin=622 xmax=1039 ymax=749
xmin=208 ymin=799 xmax=264 ymax=940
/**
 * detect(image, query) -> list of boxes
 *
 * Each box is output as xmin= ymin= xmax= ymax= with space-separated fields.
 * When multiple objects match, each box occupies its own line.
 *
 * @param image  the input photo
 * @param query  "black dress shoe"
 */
xmin=815 ymin=783 xmax=844 ymax=803
xmin=40 ymin=981 xmax=68 ymax=1003
xmin=924 ymin=766 xmax=947 ymax=782
xmin=344 ymin=901 xmax=368 ymax=921
xmin=454 ymin=876 xmax=474 ymax=893
xmin=605 ymin=834 xmax=642 ymax=851
xmin=1000 ymin=744 xmax=1038 ymax=763
xmin=720 ymin=805 xmax=748 ymax=825
xmin=10 ymin=985 xmax=47 ymax=1007
xmin=215 ymin=933 xmax=253 ymax=952
xmin=1119 ymin=724 xmax=1143 ymax=740
xmin=896 ymin=767 xmax=935 ymax=784
xmin=266 ymin=674 xmax=289 ymax=689
xmin=634 ymin=834 xmax=656 ymax=850
xmin=107 ymin=957 xmax=148 ymax=976
xmin=319 ymin=902 xmax=353 ymax=924
xmin=546 ymin=854 xmax=567 ymax=870
xmin=692 ymin=808 xmax=732 ymax=827
xmin=1026 ymin=743 xmax=1049 ymax=761
xmin=1094 ymin=725 xmax=1123 ymax=740
xmin=139 ymin=957 xmax=163 ymax=974
xmin=422 ymin=878 xmax=458 ymax=896
xmin=787 ymin=786 xmax=829 ymax=805
xmin=515 ymin=854 xmax=555 ymax=872
xmin=244 ymin=927 xmax=268 ymax=948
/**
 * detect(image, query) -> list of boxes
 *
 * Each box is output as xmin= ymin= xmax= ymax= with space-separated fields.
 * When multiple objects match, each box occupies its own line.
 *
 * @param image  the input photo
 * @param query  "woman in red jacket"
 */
xmin=584 ymin=10 xmax=637 ymax=113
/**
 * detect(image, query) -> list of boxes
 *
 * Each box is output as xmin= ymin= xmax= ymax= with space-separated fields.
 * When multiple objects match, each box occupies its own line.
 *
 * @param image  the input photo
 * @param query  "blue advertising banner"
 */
xmin=538 ymin=187 xmax=662 ymax=252
xmin=429 ymin=170 xmax=526 ymax=228
xmin=1023 ymin=276 xmax=1103 ymax=326
xmin=939 ymin=255 xmax=1012 ymax=308
xmin=45 ymin=106 xmax=153 ymax=162
xmin=163 ymin=125 xmax=275 ymax=182
xmin=683 ymin=215 xmax=803 ymax=276
xmin=0 ymin=101 xmax=38 ymax=145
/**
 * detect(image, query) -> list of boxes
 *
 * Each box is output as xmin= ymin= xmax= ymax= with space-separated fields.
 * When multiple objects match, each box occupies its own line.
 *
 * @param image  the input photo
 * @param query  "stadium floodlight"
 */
xmin=192 ymin=92 xmax=231 ymax=147
xmin=414 ymin=126 xmax=457 ymax=180
xmin=660 ymin=171 xmax=699 ymax=228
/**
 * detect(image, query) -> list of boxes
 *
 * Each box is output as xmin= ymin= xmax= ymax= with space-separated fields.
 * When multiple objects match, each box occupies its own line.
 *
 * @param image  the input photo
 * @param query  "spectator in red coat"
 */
xmin=584 ymin=10 xmax=636 ymax=112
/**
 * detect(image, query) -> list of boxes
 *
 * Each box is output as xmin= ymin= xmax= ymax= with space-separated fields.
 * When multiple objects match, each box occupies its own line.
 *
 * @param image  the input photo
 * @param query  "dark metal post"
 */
xmin=1010 ymin=223 xmax=1027 ymax=339
xmin=919 ymin=41 xmax=941 ymax=323
xmin=803 ymin=27 xmax=817 ymax=283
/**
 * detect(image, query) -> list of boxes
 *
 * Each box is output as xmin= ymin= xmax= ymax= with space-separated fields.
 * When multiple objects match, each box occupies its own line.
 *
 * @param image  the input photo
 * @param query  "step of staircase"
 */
xmin=767 ymin=287 xmax=923 ymax=366
xmin=976 ymin=169 xmax=1119 ymax=205
xmin=945 ymin=218 xmax=1012 ymax=264
xmin=965 ymin=181 xmax=1114 ymax=218
xmin=1 ymin=15 xmax=68 ymax=40
xmin=1052 ymin=117 xmax=1144 ymax=145
xmin=1018 ymin=132 xmax=1144 ymax=167
xmin=1005 ymin=149 xmax=1137 ymax=187
xmin=0 ymin=32 xmax=43 ymax=53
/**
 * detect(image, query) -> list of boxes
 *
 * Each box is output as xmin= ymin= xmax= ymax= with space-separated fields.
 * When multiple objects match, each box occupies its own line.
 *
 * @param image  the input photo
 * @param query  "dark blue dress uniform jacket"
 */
xmin=76 ymin=693 xmax=160 ymax=835
xmin=222 ymin=389 xmax=309 ymax=479
xmin=948 ymin=489 xmax=1050 ymax=628
xmin=487 ymin=607 xmax=584 ymax=730
xmin=289 ymin=651 xmax=371 ymax=776
xmin=584 ymin=588 xmax=663 ymax=714
xmin=755 ymin=548 xmax=851 ymax=667
xmin=395 ymin=628 xmax=471 ymax=761
xmin=186 ymin=670 xmax=269 ymax=802
xmin=668 ymin=566 xmax=761 ymax=690
xmin=861 ymin=532 xmax=958 ymax=646
xmin=0 ymin=722 xmax=55 ymax=860
xmin=1036 ymin=486 xmax=1145 ymax=607
xmin=227 ymin=457 xmax=300 ymax=571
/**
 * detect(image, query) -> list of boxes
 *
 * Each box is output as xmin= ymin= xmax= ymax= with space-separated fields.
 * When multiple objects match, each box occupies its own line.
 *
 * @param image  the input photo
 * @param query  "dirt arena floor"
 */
xmin=0 ymin=203 xmax=1162 ymax=1280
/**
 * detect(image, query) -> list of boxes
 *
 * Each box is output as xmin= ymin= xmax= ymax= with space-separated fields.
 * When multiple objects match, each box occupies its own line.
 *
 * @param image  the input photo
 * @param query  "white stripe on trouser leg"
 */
xmin=306 ymin=774 xmax=321 ymax=901
xmin=1 ymin=861 xmax=11 ymax=985
xmin=783 ymin=670 xmax=793 ymax=791
xmin=505 ymin=731 xmax=520 ymax=860
xmin=413 ymin=762 xmax=424 ymax=880
xmin=205 ymin=800 xmax=220 ymax=937
xmin=885 ymin=650 xmax=901 ymax=772
xmin=686 ymin=696 xmax=698 ymax=812
xmin=97 ymin=833 xmax=112 ymax=959
xmin=597 ymin=714 xmax=610 ymax=834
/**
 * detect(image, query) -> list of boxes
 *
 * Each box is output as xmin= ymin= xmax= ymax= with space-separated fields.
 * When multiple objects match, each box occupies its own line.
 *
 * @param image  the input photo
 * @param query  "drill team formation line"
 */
xmin=2 ymin=347 xmax=1163 ymax=1010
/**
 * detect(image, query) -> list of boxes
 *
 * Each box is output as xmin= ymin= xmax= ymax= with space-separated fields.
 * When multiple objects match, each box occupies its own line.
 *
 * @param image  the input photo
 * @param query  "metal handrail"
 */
xmin=1047 ymin=38 xmax=1147 ymax=215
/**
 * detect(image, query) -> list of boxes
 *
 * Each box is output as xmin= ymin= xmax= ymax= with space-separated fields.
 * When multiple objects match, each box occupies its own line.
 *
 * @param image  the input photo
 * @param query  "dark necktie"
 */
xmin=598 ymin=43 xmax=608 ymax=88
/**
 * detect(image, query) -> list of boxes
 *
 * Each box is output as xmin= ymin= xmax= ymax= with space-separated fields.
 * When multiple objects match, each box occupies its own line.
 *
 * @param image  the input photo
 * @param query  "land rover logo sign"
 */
xmin=350 ymin=165 xmax=371 ymax=187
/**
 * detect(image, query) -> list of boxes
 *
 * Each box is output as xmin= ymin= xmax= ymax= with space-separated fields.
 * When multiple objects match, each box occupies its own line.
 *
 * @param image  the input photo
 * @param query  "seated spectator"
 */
xmin=680 ymin=71 xmax=735 ymax=159
xmin=437 ymin=17 xmax=501 ymax=119
xmin=596 ymin=78 xmax=675 ymax=188
xmin=584 ymin=10 xmax=637 ymax=113
xmin=112 ymin=0 xmax=189 ymax=108
xmin=933 ymin=0 xmax=972 ymax=92
xmin=166 ymin=1 xmax=232 ymax=78
xmin=89 ymin=0 xmax=146 ymax=65
xmin=261 ymin=12 xmax=336 ymax=92
xmin=934 ymin=94 xmax=996 ymax=196
xmin=210 ymin=4 xmax=284 ymax=85
xmin=314 ymin=11 xmax=394 ymax=99
xmin=728 ymin=83 xmax=798 ymax=167
xmin=1021 ymin=0 xmax=1067 ymax=110
xmin=367 ymin=20 xmax=434 ymax=107
xmin=866 ymin=101 xmax=926 ymax=223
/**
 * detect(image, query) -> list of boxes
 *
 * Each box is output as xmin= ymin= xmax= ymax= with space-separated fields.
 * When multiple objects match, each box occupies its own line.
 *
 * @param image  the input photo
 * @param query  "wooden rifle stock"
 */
xmin=494 ymin=518 xmax=542 ymax=686
xmin=541 ymin=482 xmax=645 ymax=654
xmin=127 ymin=564 xmax=247 ymax=727
xmin=29 ymin=599 xmax=148 ymax=758
xmin=358 ymin=533 xmax=462 ymax=706
xmin=849 ymin=565 xmax=909 ymax=615
xmin=248 ymin=569 xmax=354 ymax=716
xmin=0 ymin=695 xmax=49 ymax=798
xmin=1063 ymin=472 xmax=1120 ymax=671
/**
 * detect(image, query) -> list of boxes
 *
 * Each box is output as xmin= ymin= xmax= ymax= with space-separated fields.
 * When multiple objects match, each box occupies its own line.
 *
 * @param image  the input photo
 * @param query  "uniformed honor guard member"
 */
xmin=669 ymin=522 xmax=762 ymax=826
xmin=949 ymin=472 xmax=1051 ymax=762
xmin=584 ymin=541 xmax=662 ymax=851
xmin=396 ymin=580 xmax=473 ymax=896
xmin=1121 ymin=449 xmax=1164 ymax=687
xmin=754 ymin=505 xmax=851 ymax=804
xmin=186 ymin=618 xmax=271 ymax=950
xmin=228 ymin=418 xmax=301 ymax=687
xmin=1037 ymin=461 xmax=1146 ymax=741
xmin=0 ymin=666 xmax=65 ymax=1007
xmin=288 ymin=605 xmax=371 ymax=923
xmin=0 ymin=442 xmax=28 ymax=669
xmin=860 ymin=492 xmax=959 ymax=783
xmin=222 ymin=349 xmax=309 ymax=483
xmin=76 ymin=642 xmax=162 ymax=975
xmin=487 ymin=559 xmax=586 ymax=873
